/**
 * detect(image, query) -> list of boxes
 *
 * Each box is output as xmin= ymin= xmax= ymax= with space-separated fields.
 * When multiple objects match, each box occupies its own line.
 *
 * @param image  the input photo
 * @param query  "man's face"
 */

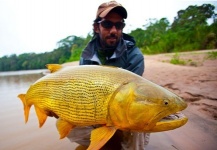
xmin=95 ymin=12 xmax=124 ymax=48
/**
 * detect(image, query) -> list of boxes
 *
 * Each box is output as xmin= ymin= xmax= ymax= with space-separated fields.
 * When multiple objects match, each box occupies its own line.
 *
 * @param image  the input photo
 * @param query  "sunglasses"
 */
xmin=98 ymin=20 xmax=125 ymax=30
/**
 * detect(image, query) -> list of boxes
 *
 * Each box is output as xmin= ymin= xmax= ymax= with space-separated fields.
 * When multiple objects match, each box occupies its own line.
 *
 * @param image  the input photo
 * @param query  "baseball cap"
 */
xmin=96 ymin=1 xmax=127 ymax=19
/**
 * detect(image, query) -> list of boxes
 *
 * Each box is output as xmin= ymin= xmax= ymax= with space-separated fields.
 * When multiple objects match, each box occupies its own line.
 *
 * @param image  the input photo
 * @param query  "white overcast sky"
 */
xmin=0 ymin=0 xmax=216 ymax=57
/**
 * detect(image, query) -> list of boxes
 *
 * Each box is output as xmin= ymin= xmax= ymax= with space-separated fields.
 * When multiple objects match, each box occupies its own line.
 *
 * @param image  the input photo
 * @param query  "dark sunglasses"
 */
xmin=98 ymin=20 xmax=125 ymax=30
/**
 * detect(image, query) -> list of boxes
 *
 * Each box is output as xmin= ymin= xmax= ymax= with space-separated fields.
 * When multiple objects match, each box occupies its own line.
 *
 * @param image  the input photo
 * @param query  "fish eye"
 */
xmin=164 ymin=100 xmax=169 ymax=105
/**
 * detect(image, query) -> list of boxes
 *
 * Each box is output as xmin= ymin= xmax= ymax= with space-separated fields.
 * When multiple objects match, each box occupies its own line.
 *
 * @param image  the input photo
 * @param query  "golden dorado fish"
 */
xmin=18 ymin=64 xmax=188 ymax=150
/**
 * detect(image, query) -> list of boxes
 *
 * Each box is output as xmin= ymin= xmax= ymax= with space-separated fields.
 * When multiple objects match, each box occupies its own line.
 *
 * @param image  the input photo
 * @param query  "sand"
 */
xmin=143 ymin=50 xmax=217 ymax=150
xmin=0 ymin=50 xmax=216 ymax=150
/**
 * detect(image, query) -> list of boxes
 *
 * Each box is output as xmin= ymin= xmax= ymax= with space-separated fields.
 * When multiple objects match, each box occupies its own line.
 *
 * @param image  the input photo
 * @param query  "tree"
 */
xmin=129 ymin=28 xmax=146 ymax=48
xmin=170 ymin=4 xmax=216 ymax=51
xmin=171 ymin=4 xmax=215 ymax=31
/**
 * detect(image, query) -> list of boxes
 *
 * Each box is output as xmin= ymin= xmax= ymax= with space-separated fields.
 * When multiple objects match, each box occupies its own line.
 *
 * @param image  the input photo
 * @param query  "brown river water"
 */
xmin=0 ymin=70 xmax=76 ymax=150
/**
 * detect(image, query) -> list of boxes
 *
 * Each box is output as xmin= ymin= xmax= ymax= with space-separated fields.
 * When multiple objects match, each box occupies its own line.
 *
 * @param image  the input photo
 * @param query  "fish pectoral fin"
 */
xmin=87 ymin=126 xmax=117 ymax=150
xmin=46 ymin=64 xmax=62 ymax=73
xmin=34 ymin=106 xmax=48 ymax=128
xmin=56 ymin=118 xmax=75 ymax=139
xmin=18 ymin=94 xmax=30 ymax=123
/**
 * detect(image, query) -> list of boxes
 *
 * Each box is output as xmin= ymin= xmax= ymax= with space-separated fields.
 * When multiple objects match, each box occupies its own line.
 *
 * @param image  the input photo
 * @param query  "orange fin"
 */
xmin=34 ymin=106 xmax=48 ymax=128
xmin=46 ymin=64 xmax=62 ymax=73
xmin=18 ymin=94 xmax=31 ymax=123
xmin=56 ymin=118 xmax=75 ymax=139
xmin=87 ymin=126 xmax=117 ymax=150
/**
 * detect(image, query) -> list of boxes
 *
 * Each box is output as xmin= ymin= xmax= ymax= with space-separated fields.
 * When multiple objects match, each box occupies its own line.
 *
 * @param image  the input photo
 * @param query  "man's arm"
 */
xmin=125 ymin=47 xmax=145 ymax=76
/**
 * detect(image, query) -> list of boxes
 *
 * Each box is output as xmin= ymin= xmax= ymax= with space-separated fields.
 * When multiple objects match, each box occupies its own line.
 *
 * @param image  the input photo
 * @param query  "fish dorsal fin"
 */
xmin=46 ymin=64 xmax=62 ymax=73
xmin=34 ymin=106 xmax=48 ymax=128
xmin=56 ymin=118 xmax=76 ymax=139
xmin=18 ymin=94 xmax=31 ymax=123
xmin=87 ymin=126 xmax=116 ymax=150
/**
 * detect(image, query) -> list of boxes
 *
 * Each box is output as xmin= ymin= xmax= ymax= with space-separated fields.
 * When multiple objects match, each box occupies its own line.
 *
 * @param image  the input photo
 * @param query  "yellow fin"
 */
xmin=87 ymin=126 xmax=116 ymax=150
xmin=18 ymin=94 xmax=31 ymax=123
xmin=56 ymin=118 xmax=75 ymax=139
xmin=34 ymin=106 xmax=48 ymax=128
xmin=46 ymin=64 xmax=62 ymax=73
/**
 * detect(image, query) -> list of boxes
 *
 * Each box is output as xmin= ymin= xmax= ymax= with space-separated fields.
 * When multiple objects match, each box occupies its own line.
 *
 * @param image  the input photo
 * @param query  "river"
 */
xmin=0 ymin=69 xmax=76 ymax=150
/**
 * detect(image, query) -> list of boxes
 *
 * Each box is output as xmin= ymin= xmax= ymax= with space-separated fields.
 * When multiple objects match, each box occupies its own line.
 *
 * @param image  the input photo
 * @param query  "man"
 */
xmin=67 ymin=1 xmax=150 ymax=149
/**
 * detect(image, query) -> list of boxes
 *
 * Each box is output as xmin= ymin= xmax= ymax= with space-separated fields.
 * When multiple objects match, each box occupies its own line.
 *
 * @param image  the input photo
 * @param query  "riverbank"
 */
xmin=143 ymin=50 xmax=217 ymax=150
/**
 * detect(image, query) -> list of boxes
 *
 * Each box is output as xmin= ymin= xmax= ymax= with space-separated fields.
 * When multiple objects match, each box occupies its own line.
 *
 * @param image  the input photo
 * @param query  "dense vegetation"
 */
xmin=0 ymin=4 xmax=216 ymax=71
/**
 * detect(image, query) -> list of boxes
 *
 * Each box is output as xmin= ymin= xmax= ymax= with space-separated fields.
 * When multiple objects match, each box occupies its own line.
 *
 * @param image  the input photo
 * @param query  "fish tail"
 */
xmin=18 ymin=94 xmax=31 ymax=123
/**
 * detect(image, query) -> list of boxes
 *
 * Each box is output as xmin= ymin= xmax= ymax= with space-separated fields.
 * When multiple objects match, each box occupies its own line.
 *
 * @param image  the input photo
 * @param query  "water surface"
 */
xmin=0 ymin=70 xmax=75 ymax=150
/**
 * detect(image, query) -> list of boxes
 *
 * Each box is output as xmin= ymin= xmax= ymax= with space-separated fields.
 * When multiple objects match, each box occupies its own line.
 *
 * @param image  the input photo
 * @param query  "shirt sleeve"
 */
xmin=125 ymin=47 xmax=145 ymax=76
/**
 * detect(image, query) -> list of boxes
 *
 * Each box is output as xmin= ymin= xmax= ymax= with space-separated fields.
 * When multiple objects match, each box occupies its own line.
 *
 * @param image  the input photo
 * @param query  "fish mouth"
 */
xmin=161 ymin=112 xmax=186 ymax=122
xmin=150 ymin=112 xmax=188 ymax=132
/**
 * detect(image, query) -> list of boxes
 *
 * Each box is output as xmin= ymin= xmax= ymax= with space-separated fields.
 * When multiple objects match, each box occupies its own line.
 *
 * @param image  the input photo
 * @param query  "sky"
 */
xmin=0 ymin=0 xmax=216 ymax=57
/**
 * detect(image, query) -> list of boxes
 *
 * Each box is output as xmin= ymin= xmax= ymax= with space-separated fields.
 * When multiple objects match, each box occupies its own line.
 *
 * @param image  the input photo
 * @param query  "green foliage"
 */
xmin=67 ymin=34 xmax=92 ymax=62
xmin=0 ymin=34 xmax=91 ymax=71
xmin=131 ymin=18 xmax=171 ymax=54
xmin=206 ymin=21 xmax=217 ymax=49
xmin=130 ymin=28 xmax=146 ymax=48
xmin=0 ymin=4 xmax=216 ymax=71
xmin=207 ymin=51 xmax=217 ymax=59
xmin=170 ymin=53 xmax=186 ymax=65
xmin=171 ymin=4 xmax=215 ymax=31
xmin=132 ymin=3 xmax=217 ymax=54
xmin=68 ymin=45 xmax=83 ymax=62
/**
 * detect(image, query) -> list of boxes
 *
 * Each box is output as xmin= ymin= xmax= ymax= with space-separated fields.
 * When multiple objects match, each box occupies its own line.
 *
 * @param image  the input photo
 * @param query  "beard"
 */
xmin=101 ymin=33 xmax=120 ymax=48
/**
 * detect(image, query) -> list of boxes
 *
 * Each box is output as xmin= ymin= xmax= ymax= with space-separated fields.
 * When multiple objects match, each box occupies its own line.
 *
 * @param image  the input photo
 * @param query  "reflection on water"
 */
xmin=0 ymin=69 xmax=47 ymax=76
xmin=0 ymin=70 xmax=46 ymax=108
xmin=0 ymin=69 xmax=46 ymax=91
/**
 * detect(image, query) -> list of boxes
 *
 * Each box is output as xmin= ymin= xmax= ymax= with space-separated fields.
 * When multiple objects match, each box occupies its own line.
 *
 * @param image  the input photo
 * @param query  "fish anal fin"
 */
xmin=46 ymin=64 xmax=62 ymax=73
xmin=56 ymin=118 xmax=75 ymax=139
xmin=18 ymin=94 xmax=31 ymax=123
xmin=34 ymin=106 xmax=48 ymax=128
xmin=87 ymin=126 xmax=117 ymax=150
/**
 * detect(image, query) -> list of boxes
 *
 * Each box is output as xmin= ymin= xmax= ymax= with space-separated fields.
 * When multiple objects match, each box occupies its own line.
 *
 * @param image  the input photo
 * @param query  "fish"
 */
xmin=18 ymin=64 xmax=188 ymax=150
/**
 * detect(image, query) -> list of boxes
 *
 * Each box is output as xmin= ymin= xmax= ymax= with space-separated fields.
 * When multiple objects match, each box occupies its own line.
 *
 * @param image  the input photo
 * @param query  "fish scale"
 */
xmin=25 ymin=66 xmax=134 ymax=125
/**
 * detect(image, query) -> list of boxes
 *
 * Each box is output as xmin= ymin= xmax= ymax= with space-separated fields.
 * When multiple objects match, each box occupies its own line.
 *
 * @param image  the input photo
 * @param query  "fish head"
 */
xmin=109 ymin=80 xmax=188 ymax=132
